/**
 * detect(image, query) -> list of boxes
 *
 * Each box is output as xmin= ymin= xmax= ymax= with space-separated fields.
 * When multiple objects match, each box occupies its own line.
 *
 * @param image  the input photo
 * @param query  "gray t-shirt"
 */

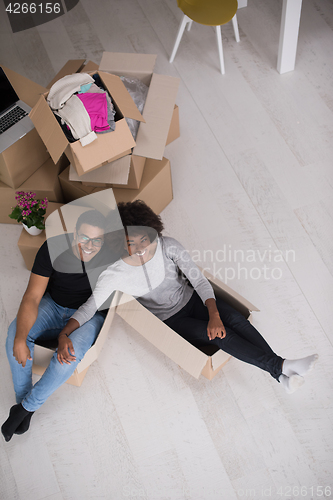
xmin=71 ymin=236 xmax=215 ymax=324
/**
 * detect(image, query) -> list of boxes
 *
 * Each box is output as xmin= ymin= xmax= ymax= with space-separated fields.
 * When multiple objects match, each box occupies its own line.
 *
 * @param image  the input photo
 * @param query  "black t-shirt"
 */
xmin=32 ymin=234 xmax=118 ymax=309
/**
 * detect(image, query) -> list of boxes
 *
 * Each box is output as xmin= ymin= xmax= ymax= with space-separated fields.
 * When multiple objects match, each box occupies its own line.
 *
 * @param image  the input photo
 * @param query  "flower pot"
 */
xmin=22 ymin=224 xmax=43 ymax=236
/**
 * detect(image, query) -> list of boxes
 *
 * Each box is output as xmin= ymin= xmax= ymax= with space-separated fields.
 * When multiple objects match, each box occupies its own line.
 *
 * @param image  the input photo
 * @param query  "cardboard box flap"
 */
xmin=100 ymin=72 xmax=145 ymax=122
xmin=46 ymin=59 xmax=86 ymax=89
xmin=29 ymin=96 xmax=68 ymax=164
xmin=81 ymin=60 xmax=99 ymax=73
xmin=75 ymin=292 xmax=120 ymax=373
xmin=116 ymin=294 xmax=208 ymax=379
xmin=203 ymin=269 xmax=260 ymax=313
xmin=211 ymin=349 xmax=231 ymax=372
xmin=99 ymin=52 xmax=157 ymax=78
xmin=133 ymin=74 xmax=180 ymax=159
xmin=2 ymin=66 xmax=47 ymax=108
xmin=70 ymin=120 xmax=135 ymax=175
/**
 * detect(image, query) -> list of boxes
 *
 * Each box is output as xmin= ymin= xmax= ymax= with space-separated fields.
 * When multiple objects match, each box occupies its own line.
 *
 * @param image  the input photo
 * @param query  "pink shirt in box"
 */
xmin=77 ymin=93 xmax=110 ymax=133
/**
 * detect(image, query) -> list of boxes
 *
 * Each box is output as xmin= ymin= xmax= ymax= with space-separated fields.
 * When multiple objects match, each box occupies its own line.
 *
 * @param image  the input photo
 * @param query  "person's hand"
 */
xmin=207 ymin=314 xmax=227 ymax=341
xmin=57 ymin=335 xmax=76 ymax=365
xmin=13 ymin=338 xmax=32 ymax=368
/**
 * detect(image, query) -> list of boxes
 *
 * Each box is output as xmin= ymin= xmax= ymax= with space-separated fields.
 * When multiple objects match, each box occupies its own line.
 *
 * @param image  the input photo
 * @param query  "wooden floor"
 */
xmin=1 ymin=0 xmax=333 ymax=499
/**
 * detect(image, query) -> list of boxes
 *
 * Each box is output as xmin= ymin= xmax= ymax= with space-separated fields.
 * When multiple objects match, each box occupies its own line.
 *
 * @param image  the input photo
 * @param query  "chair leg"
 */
xmin=187 ymin=20 xmax=193 ymax=31
xmin=216 ymin=26 xmax=225 ymax=75
xmin=169 ymin=14 xmax=190 ymax=63
xmin=232 ymin=14 xmax=240 ymax=42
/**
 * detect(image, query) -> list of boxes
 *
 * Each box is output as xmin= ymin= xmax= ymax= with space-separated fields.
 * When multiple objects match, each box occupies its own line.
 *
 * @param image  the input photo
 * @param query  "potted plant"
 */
xmin=9 ymin=191 xmax=48 ymax=235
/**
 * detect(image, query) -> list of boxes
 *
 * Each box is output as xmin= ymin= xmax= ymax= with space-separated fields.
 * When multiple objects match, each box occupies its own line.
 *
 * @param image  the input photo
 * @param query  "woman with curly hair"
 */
xmin=58 ymin=200 xmax=318 ymax=393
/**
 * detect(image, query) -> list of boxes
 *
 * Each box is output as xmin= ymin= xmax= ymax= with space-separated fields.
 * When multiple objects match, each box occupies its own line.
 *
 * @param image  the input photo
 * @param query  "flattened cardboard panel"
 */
xmin=99 ymin=52 xmax=157 ymax=79
xmin=133 ymin=74 xmax=180 ymax=159
xmin=100 ymin=72 xmax=145 ymax=122
xmin=69 ymin=155 xmax=131 ymax=185
xmin=29 ymin=96 xmax=68 ymax=164
xmin=116 ymin=294 xmax=208 ymax=379
xmin=70 ymin=119 xmax=135 ymax=176
xmin=46 ymin=59 xmax=86 ymax=89
xmin=2 ymin=66 xmax=47 ymax=108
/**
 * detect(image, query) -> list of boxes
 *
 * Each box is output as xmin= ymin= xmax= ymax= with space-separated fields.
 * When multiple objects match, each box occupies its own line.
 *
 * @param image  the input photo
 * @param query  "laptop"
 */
xmin=0 ymin=66 xmax=34 ymax=153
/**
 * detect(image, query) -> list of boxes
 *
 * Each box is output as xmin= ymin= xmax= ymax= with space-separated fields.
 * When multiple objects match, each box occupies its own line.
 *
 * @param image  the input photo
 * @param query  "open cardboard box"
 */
xmin=68 ymin=104 xmax=180 ymax=190
xmin=27 ymin=202 xmax=258 ymax=384
xmin=30 ymin=55 xmax=179 ymax=184
xmin=33 ymin=291 xmax=121 ymax=386
xmin=115 ymin=269 xmax=259 ymax=380
xmin=29 ymin=68 xmax=144 ymax=177
xmin=0 ymin=67 xmax=50 ymax=189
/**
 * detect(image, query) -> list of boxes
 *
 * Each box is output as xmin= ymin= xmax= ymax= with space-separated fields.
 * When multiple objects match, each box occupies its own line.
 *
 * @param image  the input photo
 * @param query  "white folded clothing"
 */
xmin=48 ymin=73 xmax=95 ymax=110
xmin=55 ymin=94 xmax=97 ymax=145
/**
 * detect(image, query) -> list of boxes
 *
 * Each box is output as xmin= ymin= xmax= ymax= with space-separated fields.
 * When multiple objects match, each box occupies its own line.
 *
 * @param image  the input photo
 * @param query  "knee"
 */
xmin=6 ymin=319 xmax=17 ymax=356
xmin=50 ymin=351 xmax=79 ymax=373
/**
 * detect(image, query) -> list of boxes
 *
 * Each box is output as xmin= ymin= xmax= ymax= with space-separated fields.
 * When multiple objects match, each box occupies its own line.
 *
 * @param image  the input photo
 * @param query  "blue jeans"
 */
xmin=6 ymin=293 xmax=105 ymax=412
xmin=163 ymin=291 xmax=284 ymax=380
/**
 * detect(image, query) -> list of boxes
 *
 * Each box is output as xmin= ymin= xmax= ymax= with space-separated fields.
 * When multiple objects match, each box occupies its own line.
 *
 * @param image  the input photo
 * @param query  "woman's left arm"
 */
xmin=166 ymin=238 xmax=226 ymax=341
xmin=205 ymin=298 xmax=226 ymax=340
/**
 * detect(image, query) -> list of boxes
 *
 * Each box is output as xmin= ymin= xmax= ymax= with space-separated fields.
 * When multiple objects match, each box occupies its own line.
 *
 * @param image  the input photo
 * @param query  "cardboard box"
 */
xmin=69 ymin=104 xmax=179 ymax=190
xmin=58 ymin=167 xmax=100 ymax=203
xmin=99 ymin=52 xmax=180 ymax=162
xmin=17 ymin=202 xmax=63 ymax=270
xmin=32 ymin=291 xmax=121 ymax=386
xmin=69 ymin=155 xmax=146 ymax=190
xmin=1 ymin=156 xmax=66 ymax=224
xmin=116 ymin=269 xmax=259 ymax=381
xmin=112 ymin=157 xmax=173 ymax=215
xmin=29 ymin=67 xmax=146 ymax=177
xmin=0 ymin=67 xmax=51 ymax=189
xmin=59 ymin=157 xmax=173 ymax=215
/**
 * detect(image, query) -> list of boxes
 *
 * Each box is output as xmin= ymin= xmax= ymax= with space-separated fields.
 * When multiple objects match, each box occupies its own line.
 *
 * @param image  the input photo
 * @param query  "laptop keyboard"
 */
xmin=0 ymin=106 xmax=28 ymax=134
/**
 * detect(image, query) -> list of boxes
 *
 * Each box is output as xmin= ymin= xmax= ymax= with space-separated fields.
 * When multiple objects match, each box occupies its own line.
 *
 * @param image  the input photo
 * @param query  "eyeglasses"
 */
xmin=77 ymin=234 xmax=104 ymax=247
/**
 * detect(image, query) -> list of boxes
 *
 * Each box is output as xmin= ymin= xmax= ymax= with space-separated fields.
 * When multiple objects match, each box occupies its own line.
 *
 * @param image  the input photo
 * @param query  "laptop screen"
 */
xmin=0 ymin=67 xmax=20 ymax=114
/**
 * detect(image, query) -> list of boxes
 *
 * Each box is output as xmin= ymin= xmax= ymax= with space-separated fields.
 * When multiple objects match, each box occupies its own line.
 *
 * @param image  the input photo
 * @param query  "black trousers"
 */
xmin=163 ymin=291 xmax=283 ymax=380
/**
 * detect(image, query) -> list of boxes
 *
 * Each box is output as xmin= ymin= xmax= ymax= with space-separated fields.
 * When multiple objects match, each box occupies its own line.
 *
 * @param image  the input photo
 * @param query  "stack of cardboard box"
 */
xmin=29 ymin=53 xmax=180 ymax=216
xmin=0 ymin=67 xmax=66 ymax=225
xmin=2 ymin=53 xmax=180 ymax=270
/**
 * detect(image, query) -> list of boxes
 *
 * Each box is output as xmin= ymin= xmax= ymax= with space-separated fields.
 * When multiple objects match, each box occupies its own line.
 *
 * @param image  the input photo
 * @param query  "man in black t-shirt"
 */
xmin=2 ymin=210 xmax=117 ymax=442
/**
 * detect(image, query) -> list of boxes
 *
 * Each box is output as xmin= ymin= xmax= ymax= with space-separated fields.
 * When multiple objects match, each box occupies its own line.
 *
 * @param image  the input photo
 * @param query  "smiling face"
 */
xmin=124 ymin=229 xmax=157 ymax=266
xmin=73 ymin=223 xmax=104 ymax=262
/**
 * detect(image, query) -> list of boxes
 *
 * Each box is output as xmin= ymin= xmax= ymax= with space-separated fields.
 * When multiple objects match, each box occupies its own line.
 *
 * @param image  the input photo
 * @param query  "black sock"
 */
xmin=14 ymin=412 xmax=35 ymax=435
xmin=1 ymin=403 xmax=33 ymax=442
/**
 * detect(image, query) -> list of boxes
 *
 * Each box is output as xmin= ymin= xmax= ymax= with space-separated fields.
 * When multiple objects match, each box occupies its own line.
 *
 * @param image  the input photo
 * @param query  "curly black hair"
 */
xmin=117 ymin=200 xmax=164 ymax=236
